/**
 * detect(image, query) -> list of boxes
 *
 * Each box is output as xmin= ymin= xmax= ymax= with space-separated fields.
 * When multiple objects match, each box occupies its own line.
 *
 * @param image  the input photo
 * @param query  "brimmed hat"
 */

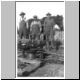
xmin=46 ymin=13 xmax=51 ymax=16
xmin=20 ymin=12 xmax=25 ymax=16
xmin=33 ymin=15 xmax=37 ymax=18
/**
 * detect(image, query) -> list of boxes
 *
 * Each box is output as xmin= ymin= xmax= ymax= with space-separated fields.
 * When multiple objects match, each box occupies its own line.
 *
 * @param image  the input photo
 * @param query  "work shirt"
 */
xmin=44 ymin=17 xmax=55 ymax=35
xmin=54 ymin=30 xmax=64 ymax=42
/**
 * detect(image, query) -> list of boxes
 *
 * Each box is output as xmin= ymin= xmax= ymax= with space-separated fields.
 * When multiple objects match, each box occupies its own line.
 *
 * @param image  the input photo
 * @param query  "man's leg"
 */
xmin=19 ymin=30 xmax=23 ymax=39
xmin=23 ymin=29 xmax=27 ymax=38
xmin=46 ymin=34 xmax=50 ymax=50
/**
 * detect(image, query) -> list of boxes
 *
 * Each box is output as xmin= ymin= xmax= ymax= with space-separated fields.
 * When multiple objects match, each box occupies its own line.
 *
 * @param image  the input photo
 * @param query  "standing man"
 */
xmin=18 ymin=12 xmax=27 ymax=39
xmin=30 ymin=15 xmax=41 ymax=41
xmin=44 ymin=13 xmax=55 ymax=49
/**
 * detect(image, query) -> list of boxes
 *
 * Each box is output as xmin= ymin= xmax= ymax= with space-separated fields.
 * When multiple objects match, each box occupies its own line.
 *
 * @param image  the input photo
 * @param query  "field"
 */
xmin=17 ymin=44 xmax=64 ymax=77
xmin=17 ymin=31 xmax=64 ymax=77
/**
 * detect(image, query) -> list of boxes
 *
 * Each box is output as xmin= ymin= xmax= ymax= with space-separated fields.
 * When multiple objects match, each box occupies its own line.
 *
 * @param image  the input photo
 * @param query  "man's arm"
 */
xmin=43 ymin=19 xmax=46 ymax=30
xmin=30 ymin=21 xmax=34 ymax=31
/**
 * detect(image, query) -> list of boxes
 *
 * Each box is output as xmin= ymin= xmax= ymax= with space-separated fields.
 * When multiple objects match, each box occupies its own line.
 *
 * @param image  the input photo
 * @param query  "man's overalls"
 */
xmin=18 ymin=20 xmax=27 ymax=39
xmin=44 ymin=17 xmax=55 ymax=49
xmin=30 ymin=20 xmax=41 ymax=41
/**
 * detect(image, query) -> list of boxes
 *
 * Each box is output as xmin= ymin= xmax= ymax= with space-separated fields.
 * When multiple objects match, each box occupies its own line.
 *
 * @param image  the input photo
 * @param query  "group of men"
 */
xmin=18 ymin=12 xmax=59 ymax=49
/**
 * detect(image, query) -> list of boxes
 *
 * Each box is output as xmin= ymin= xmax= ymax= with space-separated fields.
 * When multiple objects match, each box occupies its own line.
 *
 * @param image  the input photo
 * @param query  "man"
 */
xmin=44 ymin=13 xmax=55 ymax=49
xmin=18 ymin=12 xmax=27 ymax=39
xmin=30 ymin=15 xmax=41 ymax=41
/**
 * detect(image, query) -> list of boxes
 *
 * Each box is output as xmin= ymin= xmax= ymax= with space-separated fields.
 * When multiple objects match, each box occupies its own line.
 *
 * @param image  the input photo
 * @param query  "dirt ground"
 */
xmin=29 ymin=63 xmax=64 ymax=77
xmin=17 ymin=47 xmax=64 ymax=77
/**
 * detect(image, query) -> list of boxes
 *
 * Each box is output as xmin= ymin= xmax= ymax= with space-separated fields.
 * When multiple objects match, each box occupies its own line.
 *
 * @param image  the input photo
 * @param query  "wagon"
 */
xmin=18 ymin=38 xmax=48 ymax=60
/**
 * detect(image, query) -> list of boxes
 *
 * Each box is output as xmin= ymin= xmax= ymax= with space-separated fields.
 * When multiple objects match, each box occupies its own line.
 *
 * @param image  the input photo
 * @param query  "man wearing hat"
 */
xmin=18 ymin=12 xmax=27 ymax=39
xmin=44 ymin=13 xmax=55 ymax=49
xmin=30 ymin=15 xmax=41 ymax=41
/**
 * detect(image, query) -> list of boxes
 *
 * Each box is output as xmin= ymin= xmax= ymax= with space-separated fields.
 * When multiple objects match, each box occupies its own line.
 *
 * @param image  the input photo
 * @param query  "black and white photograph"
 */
xmin=16 ymin=1 xmax=65 ymax=78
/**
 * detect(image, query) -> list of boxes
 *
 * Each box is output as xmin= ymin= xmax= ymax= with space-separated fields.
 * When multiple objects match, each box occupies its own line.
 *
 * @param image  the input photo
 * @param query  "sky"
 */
xmin=16 ymin=2 xmax=65 ymax=28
